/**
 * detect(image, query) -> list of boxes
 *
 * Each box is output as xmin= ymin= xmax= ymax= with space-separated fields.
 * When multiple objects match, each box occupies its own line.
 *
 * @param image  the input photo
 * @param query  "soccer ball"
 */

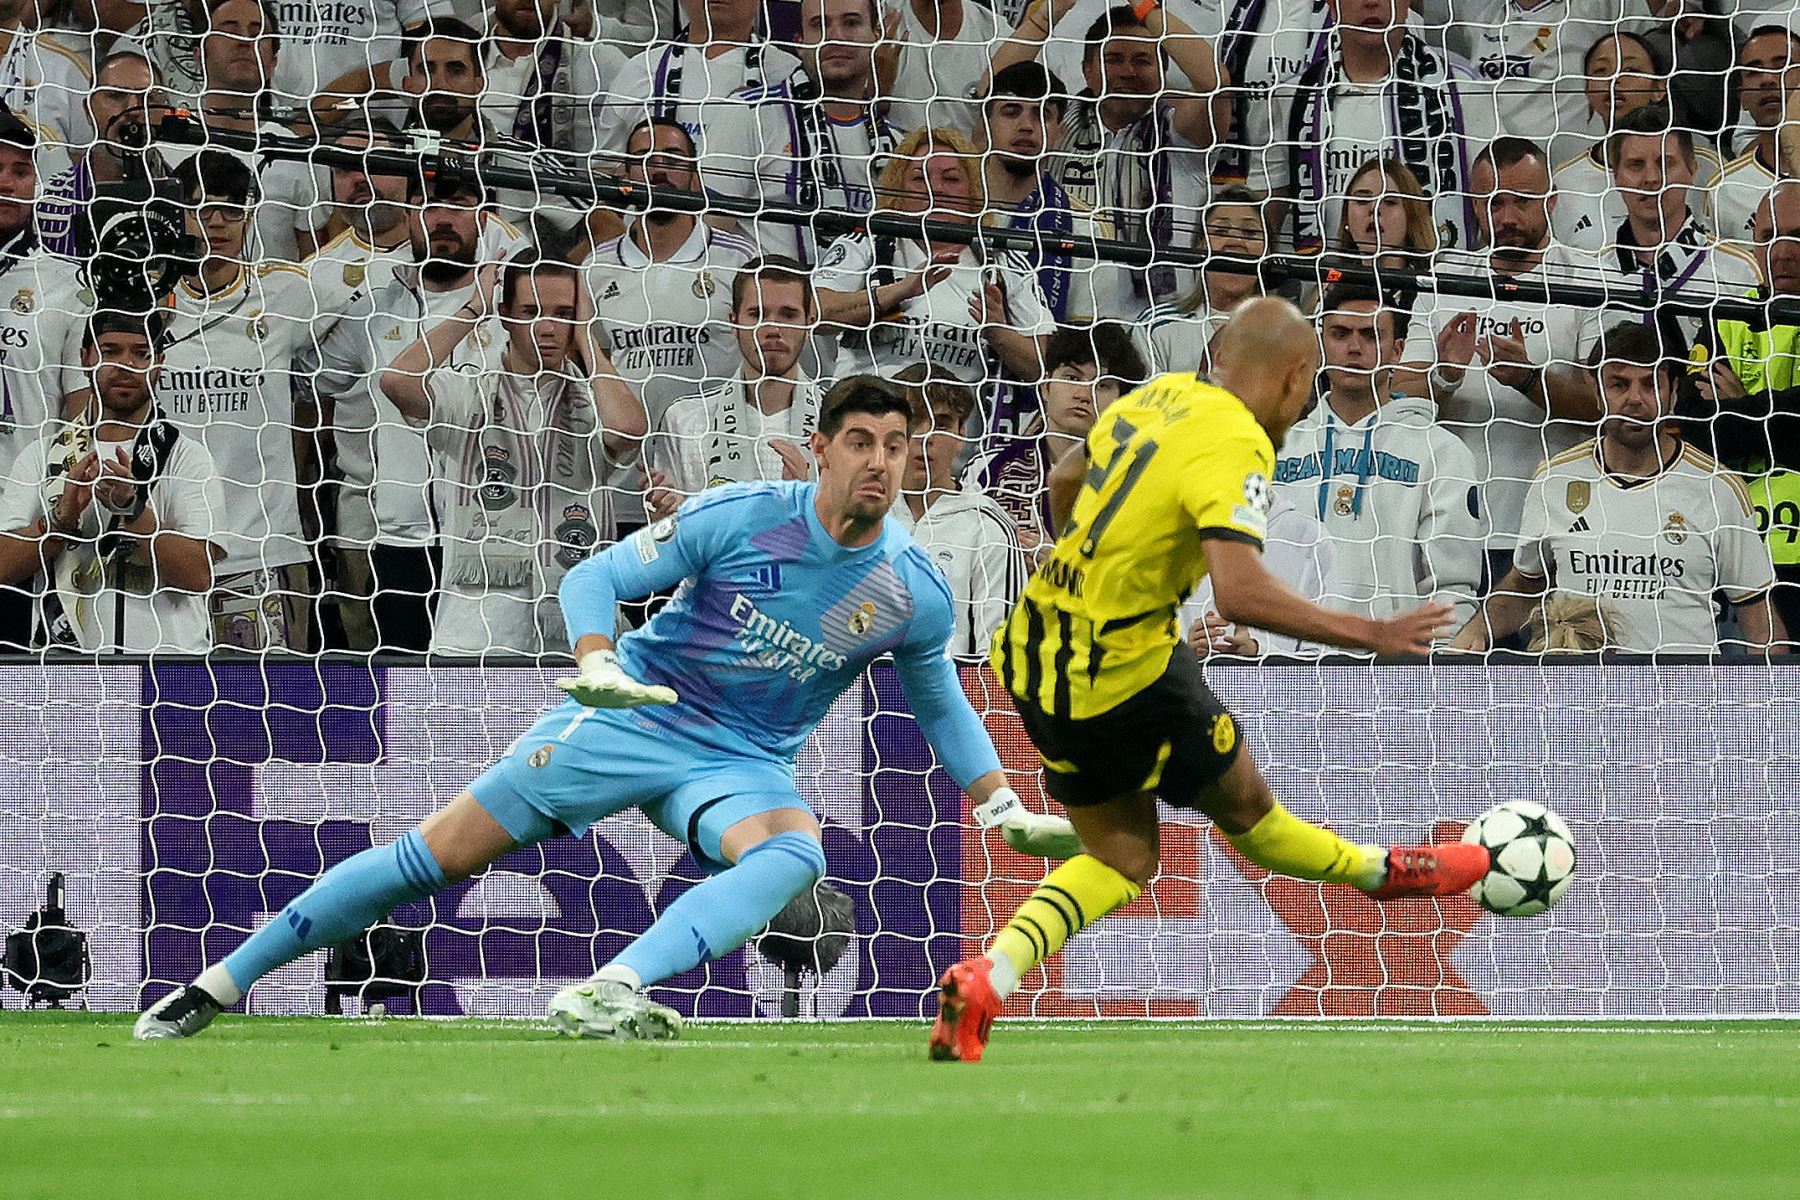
xmin=1461 ymin=800 xmax=1576 ymax=918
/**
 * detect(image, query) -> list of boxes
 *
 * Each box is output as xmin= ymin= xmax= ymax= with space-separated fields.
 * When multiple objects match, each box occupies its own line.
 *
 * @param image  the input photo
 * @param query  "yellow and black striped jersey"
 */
xmin=992 ymin=374 xmax=1274 ymax=719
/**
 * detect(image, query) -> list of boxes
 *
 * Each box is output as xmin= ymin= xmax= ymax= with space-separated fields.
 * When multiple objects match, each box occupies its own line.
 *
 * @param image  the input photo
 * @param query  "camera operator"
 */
xmin=36 ymin=51 xmax=168 ymax=259
xmin=0 ymin=310 xmax=224 ymax=653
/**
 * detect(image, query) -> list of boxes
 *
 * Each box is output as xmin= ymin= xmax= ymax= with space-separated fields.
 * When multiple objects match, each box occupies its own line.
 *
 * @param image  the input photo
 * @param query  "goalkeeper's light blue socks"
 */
xmin=610 ymin=830 xmax=826 ymax=988
xmin=202 ymin=827 xmax=824 ymax=1003
xmin=209 ymin=828 xmax=447 ymax=1004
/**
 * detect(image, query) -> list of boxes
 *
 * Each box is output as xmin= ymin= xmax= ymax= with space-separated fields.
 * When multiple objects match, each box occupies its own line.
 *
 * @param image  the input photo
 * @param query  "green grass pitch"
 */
xmin=6 ymin=1013 xmax=1797 ymax=1199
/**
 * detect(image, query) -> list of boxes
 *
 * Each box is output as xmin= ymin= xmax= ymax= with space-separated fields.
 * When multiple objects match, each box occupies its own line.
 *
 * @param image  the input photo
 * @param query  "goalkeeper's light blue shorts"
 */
xmin=467 ymin=700 xmax=807 ymax=871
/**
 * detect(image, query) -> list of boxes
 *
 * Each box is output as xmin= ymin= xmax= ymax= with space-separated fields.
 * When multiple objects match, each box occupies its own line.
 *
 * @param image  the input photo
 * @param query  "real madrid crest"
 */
xmin=1662 ymin=512 xmax=1689 ymax=545
xmin=528 ymin=743 xmax=553 ymax=768
xmin=692 ymin=269 xmax=715 ymax=299
xmin=11 ymin=287 xmax=35 ymax=314
xmin=246 ymin=313 xmax=269 ymax=341
xmin=1332 ymin=484 xmax=1355 ymax=517
xmin=1567 ymin=480 xmax=1591 ymax=514
xmin=848 ymin=601 xmax=876 ymax=636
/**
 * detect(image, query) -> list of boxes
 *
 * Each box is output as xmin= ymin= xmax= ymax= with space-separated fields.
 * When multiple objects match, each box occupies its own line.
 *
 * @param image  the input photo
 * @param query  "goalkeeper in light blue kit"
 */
xmin=137 ymin=378 xmax=1075 ymax=1041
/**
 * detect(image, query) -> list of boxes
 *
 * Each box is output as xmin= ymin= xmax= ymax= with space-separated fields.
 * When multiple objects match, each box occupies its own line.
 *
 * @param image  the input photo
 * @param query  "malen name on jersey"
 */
xmin=728 ymin=593 xmax=849 ymax=683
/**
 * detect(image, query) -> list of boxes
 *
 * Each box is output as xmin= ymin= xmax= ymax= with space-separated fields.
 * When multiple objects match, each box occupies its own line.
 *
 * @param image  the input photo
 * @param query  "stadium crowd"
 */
xmin=0 ymin=0 xmax=1793 ymax=657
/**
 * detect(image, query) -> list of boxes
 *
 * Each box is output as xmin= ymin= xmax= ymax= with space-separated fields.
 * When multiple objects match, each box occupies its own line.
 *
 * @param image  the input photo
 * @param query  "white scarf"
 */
xmin=701 ymin=377 xmax=823 ymax=486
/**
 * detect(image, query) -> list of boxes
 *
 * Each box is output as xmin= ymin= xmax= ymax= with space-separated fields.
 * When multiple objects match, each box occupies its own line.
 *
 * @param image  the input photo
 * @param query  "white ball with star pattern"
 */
xmin=1462 ymin=800 xmax=1577 ymax=917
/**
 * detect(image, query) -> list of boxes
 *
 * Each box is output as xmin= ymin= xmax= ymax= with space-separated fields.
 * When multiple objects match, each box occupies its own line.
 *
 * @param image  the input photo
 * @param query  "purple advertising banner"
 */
xmin=2 ymin=662 xmax=1796 ymax=1019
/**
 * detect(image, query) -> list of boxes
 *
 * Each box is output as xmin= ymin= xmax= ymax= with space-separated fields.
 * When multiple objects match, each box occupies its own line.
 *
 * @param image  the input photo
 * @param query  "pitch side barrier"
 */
xmin=1 ymin=657 xmax=1793 ymax=1019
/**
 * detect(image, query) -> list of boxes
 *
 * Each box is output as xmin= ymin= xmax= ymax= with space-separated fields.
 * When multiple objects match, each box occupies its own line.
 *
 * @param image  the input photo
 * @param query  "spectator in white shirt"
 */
xmin=1397 ymin=137 xmax=1603 ymax=553
xmin=1551 ymin=32 xmax=1724 ymax=252
xmin=649 ymin=257 xmax=825 ymax=518
xmin=814 ymin=126 xmax=1053 ymax=388
xmin=0 ymin=311 xmax=224 ymax=653
xmin=885 ymin=0 xmax=1008 ymax=134
xmin=1262 ymin=0 xmax=1495 ymax=255
xmin=1453 ymin=321 xmax=1784 ymax=654
xmin=380 ymin=256 xmax=646 ymax=655
xmin=889 ymin=365 xmax=1024 ymax=658
xmin=989 ymin=0 xmax=1224 ymax=303
xmin=593 ymin=0 xmax=799 ymax=161
xmin=1598 ymin=105 xmax=1763 ymax=350
xmin=1708 ymin=26 xmax=1800 ymax=245
xmin=1136 ymin=184 xmax=1266 ymax=374
xmin=700 ymin=0 xmax=902 ymax=265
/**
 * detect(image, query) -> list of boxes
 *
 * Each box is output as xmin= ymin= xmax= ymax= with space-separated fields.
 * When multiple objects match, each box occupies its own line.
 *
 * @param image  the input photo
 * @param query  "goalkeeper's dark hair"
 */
xmin=818 ymin=376 xmax=916 ymax=437
xmin=1606 ymin=104 xmax=1694 ymax=168
xmin=1083 ymin=7 xmax=1156 ymax=67
xmin=1318 ymin=282 xmax=1412 ymax=344
xmin=173 ymin=148 xmax=258 ymax=207
xmin=730 ymin=256 xmax=816 ymax=318
xmin=1043 ymin=323 xmax=1148 ymax=389
xmin=1590 ymin=320 xmax=1680 ymax=382
xmin=1473 ymin=136 xmax=1549 ymax=176
xmin=83 ymin=308 xmax=169 ymax=355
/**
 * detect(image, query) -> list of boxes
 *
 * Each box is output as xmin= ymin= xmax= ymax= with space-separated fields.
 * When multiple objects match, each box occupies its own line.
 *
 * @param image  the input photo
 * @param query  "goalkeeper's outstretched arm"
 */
xmin=894 ymin=591 xmax=1083 ymax=859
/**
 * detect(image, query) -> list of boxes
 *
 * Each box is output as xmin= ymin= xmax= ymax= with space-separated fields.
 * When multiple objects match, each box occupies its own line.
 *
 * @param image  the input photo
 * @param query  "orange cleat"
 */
xmin=1367 ymin=842 xmax=1492 ymax=900
xmin=928 ymin=957 xmax=1003 ymax=1062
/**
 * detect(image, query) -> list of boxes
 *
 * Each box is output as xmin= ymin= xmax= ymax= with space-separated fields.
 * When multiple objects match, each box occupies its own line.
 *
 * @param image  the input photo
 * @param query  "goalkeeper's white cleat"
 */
xmin=134 ymin=984 xmax=224 ymax=1040
xmin=548 ymin=979 xmax=684 ymax=1042
xmin=556 ymin=649 xmax=679 ymax=709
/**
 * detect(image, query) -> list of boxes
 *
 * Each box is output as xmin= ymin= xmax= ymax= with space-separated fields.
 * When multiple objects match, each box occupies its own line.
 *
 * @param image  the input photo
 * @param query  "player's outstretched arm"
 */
xmin=1207 ymin=538 xmax=1454 ymax=656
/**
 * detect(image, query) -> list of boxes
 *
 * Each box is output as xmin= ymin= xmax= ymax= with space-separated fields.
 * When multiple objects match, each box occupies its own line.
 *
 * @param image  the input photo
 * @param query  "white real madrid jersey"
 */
xmin=0 ymin=249 xmax=88 ymax=480
xmin=584 ymin=221 xmax=754 ymax=425
xmin=1513 ymin=438 xmax=1776 ymax=652
xmin=159 ymin=265 xmax=333 ymax=574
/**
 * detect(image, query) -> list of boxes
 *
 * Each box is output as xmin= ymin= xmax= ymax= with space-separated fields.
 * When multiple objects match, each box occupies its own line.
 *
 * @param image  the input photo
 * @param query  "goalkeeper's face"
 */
xmin=813 ymin=411 xmax=910 ymax=523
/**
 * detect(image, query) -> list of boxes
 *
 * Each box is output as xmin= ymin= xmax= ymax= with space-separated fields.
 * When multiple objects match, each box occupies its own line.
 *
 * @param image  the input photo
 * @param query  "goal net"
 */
xmin=0 ymin=0 xmax=1796 ymax=1019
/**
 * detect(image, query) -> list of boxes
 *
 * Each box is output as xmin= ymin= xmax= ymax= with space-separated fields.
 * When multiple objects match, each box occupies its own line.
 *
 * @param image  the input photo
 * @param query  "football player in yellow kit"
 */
xmin=930 ymin=298 xmax=1491 ymax=1062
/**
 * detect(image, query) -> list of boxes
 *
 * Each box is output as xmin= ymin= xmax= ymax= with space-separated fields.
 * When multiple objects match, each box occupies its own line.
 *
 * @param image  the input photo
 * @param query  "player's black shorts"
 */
xmin=1010 ymin=643 xmax=1242 ymax=810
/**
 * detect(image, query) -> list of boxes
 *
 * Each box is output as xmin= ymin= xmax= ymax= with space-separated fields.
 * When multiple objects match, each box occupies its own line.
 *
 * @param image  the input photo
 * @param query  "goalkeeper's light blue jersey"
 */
xmin=557 ymin=481 xmax=1000 ymax=786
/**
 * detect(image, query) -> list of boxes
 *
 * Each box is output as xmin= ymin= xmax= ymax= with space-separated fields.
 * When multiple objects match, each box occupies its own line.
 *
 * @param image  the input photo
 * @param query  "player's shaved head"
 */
xmin=1208 ymin=297 xmax=1319 ymax=441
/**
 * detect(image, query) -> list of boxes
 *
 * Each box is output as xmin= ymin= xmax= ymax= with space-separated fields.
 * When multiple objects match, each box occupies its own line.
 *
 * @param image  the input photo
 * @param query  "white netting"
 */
xmin=0 ymin=0 xmax=1796 ymax=1018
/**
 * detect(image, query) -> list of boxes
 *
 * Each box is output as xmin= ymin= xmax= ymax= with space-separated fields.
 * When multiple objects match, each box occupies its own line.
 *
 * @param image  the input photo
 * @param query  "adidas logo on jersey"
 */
xmin=600 ymin=281 xmax=621 ymax=300
xmin=1569 ymin=516 xmax=1591 ymax=533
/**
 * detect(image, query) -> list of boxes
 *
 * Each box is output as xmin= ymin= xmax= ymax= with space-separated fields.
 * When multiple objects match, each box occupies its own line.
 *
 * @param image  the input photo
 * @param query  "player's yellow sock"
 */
xmin=1227 ymin=802 xmax=1386 ymax=889
xmin=986 ymin=854 xmax=1142 ymax=998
